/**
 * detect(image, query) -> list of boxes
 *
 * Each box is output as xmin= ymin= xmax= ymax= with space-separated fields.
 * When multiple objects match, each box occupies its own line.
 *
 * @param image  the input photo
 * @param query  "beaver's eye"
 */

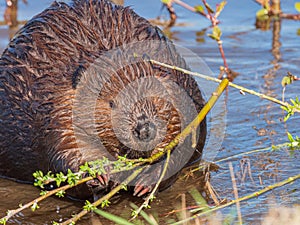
xmin=109 ymin=100 xmax=116 ymax=109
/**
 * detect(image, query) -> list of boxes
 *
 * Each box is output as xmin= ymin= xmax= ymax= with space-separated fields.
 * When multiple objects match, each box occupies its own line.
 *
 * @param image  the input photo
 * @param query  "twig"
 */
xmin=215 ymin=142 xmax=289 ymax=164
xmin=172 ymin=173 xmax=300 ymax=225
xmin=202 ymin=0 xmax=218 ymax=26
xmin=130 ymin=203 xmax=160 ymax=225
xmin=60 ymin=167 xmax=145 ymax=225
xmin=172 ymin=0 xmax=209 ymax=19
xmin=229 ymin=162 xmax=242 ymax=225
xmin=191 ymin=143 xmax=289 ymax=175
xmin=181 ymin=193 xmax=188 ymax=225
xmin=165 ymin=1 xmax=177 ymax=27
xmin=0 ymin=176 xmax=93 ymax=223
xmin=150 ymin=59 xmax=298 ymax=111
xmin=280 ymin=13 xmax=300 ymax=20
xmin=217 ymin=40 xmax=229 ymax=71
xmin=132 ymin=149 xmax=172 ymax=219
xmin=201 ymin=0 xmax=229 ymax=76
xmin=130 ymin=78 xmax=228 ymax=219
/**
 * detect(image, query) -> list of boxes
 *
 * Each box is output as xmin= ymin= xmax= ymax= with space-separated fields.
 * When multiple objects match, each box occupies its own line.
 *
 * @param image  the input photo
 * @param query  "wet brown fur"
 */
xmin=0 ymin=0 xmax=206 ymax=199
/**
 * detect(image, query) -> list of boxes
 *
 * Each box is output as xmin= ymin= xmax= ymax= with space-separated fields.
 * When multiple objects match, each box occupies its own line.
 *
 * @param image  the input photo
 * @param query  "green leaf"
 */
xmin=83 ymin=200 xmax=97 ymax=212
xmin=194 ymin=5 xmax=205 ymax=14
xmin=31 ymin=202 xmax=40 ymax=212
xmin=121 ymin=183 xmax=128 ymax=191
xmin=256 ymin=8 xmax=269 ymax=20
xmin=94 ymin=208 xmax=135 ymax=225
xmin=55 ymin=190 xmax=66 ymax=198
xmin=161 ymin=0 xmax=171 ymax=4
xmin=204 ymin=2 xmax=214 ymax=14
xmin=101 ymin=199 xmax=111 ymax=208
xmin=280 ymin=105 xmax=288 ymax=112
xmin=55 ymin=172 xmax=67 ymax=187
xmin=215 ymin=1 xmax=227 ymax=18
xmin=131 ymin=210 xmax=138 ymax=217
xmin=287 ymin=132 xmax=295 ymax=143
xmin=281 ymin=72 xmax=298 ymax=87
xmin=0 ymin=218 xmax=7 ymax=225
xmin=33 ymin=170 xmax=44 ymax=179
xmin=40 ymin=190 xmax=48 ymax=196
xmin=66 ymin=169 xmax=79 ymax=186
xmin=208 ymin=26 xmax=222 ymax=41
xmin=295 ymin=2 xmax=300 ymax=13
xmin=284 ymin=113 xmax=291 ymax=122
xmin=281 ymin=76 xmax=293 ymax=87
xmin=79 ymin=162 xmax=90 ymax=173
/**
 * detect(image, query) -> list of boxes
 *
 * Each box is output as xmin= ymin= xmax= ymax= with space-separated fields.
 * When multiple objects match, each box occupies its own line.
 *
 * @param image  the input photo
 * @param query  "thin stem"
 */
xmin=173 ymin=0 xmax=197 ymax=13
xmin=172 ymin=173 xmax=300 ymax=225
xmin=60 ymin=167 xmax=145 ymax=225
xmin=132 ymin=149 xmax=172 ymax=219
xmin=150 ymin=59 xmax=294 ymax=109
xmin=165 ymin=1 xmax=177 ymax=27
xmin=1 ymin=176 xmax=93 ymax=223
xmin=202 ymin=0 xmax=228 ymax=74
xmin=202 ymin=0 xmax=215 ymax=25
xmin=229 ymin=163 xmax=243 ymax=225
xmin=173 ymin=0 xmax=206 ymax=18
xmin=218 ymin=40 xmax=229 ymax=71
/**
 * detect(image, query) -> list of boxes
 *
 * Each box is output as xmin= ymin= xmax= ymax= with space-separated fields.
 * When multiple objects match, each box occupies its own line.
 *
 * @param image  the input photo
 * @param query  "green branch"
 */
xmin=60 ymin=167 xmax=145 ymax=225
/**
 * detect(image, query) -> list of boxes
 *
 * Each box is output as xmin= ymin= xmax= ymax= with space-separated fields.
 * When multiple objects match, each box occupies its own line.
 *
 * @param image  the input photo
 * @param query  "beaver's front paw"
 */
xmin=86 ymin=173 xmax=109 ymax=188
xmin=85 ymin=170 xmax=110 ymax=197
xmin=133 ymin=169 xmax=161 ymax=197
xmin=133 ymin=182 xmax=154 ymax=197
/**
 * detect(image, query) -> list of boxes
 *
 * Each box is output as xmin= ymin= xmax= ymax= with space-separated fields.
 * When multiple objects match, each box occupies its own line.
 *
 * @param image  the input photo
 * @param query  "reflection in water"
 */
xmin=4 ymin=0 xmax=18 ymax=27
xmin=3 ymin=0 xmax=28 ymax=39
xmin=2 ymin=0 xmax=124 ymax=39
xmin=271 ymin=20 xmax=281 ymax=63
xmin=254 ymin=12 xmax=283 ymax=146
xmin=260 ymin=19 xmax=282 ymax=147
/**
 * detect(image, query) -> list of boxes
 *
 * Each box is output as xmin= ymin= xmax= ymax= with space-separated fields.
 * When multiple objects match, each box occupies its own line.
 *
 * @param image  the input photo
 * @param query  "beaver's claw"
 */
xmin=133 ymin=184 xmax=153 ymax=197
xmin=86 ymin=173 xmax=110 ymax=190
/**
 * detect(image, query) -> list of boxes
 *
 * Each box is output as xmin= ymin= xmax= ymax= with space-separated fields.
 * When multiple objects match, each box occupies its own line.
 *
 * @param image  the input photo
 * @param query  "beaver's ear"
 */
xmin=72 ymin=65 xmax=86 ymax=89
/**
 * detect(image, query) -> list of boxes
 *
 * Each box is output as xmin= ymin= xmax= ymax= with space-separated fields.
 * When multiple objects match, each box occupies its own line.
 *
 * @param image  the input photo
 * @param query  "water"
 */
xmin=0 ymin=0 xmax=299 ymax=224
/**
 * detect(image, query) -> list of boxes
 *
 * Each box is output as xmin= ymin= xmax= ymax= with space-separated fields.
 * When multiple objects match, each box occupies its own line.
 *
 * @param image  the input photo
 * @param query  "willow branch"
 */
xmin=0 ymin=176 xmax=93 ymax=223
xmin=60 ymin=167 xmax=145 ymax=225
xmin=172 ymin=173 xmax=300 ymax=225
xmin=150 ymin=59 xmax=297 ymax=110
xmin=215 ymin=143 xmax=289 ymax=164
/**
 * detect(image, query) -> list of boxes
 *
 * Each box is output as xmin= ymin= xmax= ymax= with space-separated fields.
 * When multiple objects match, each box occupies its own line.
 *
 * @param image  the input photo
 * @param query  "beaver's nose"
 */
xmin=133 ymin=121 xmax=156 ymax=142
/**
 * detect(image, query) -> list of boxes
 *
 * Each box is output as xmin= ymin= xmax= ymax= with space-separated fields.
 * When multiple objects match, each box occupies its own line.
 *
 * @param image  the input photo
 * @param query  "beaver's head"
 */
xmin=94 ymin=69 xmax=182 ymax=159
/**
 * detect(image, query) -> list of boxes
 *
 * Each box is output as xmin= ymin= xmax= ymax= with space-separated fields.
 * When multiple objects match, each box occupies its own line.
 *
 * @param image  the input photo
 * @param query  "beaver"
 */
xmin=0 ymin=0 xmax=206 ymax=199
